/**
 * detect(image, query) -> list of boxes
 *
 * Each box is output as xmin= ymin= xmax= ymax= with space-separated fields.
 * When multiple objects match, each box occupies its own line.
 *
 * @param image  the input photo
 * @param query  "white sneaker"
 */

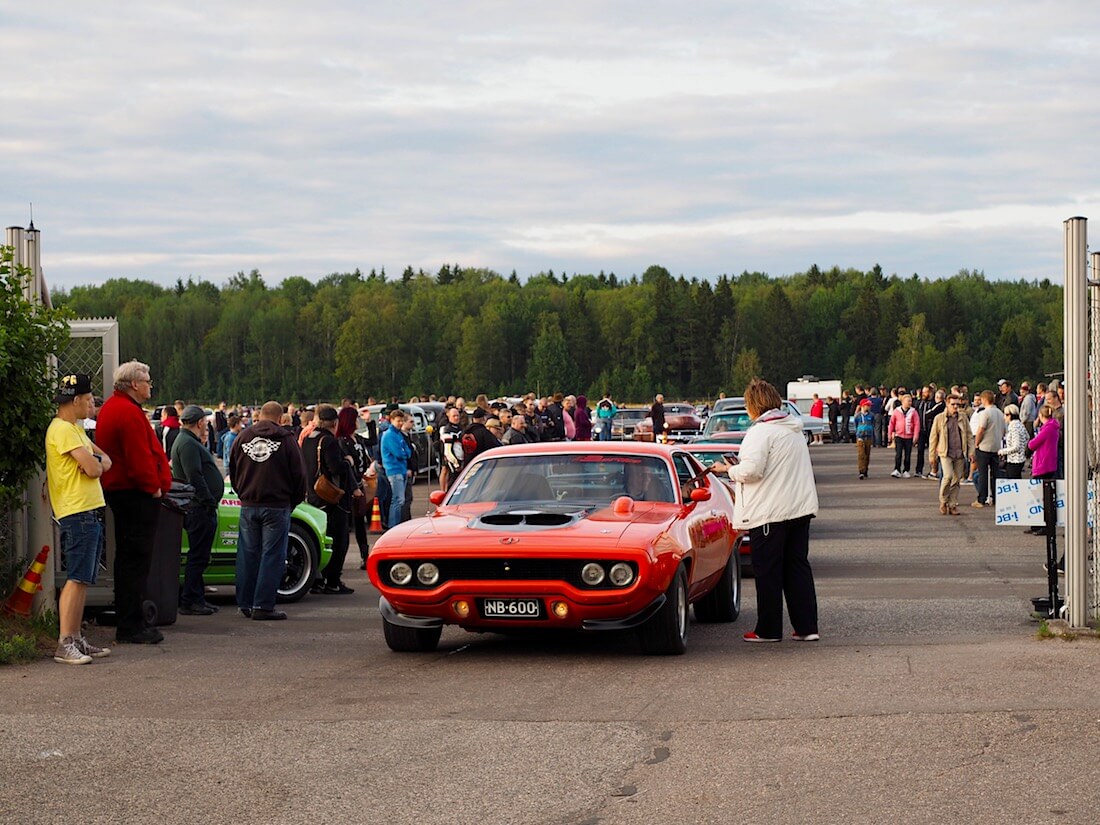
xmin=53 ymin=636 xmax=92 ymax=665
xmin=77 ymin=636 xmax=111 ymax=658
xmin=890 ymin=469 xmax=901 ymax=478
xmin=902 ymin=471 xmax=911 ymax=478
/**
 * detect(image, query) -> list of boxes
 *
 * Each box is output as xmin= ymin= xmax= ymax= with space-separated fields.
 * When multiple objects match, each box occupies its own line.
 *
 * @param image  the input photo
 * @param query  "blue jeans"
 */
xmin=388 ymin=473 xmax=407 ymax=530
xmin=596 ymin=417 xmax=613 ymax=441
xmin=235 ymin=506 xmax=291 ymax=611
xmin=58 ymin=508 xmax=105 ymax=585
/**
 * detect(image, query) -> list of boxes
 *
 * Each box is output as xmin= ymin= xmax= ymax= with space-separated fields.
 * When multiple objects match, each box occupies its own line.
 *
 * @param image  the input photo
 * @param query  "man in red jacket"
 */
xmin=96 ymin=360 xmax=172 ymax=644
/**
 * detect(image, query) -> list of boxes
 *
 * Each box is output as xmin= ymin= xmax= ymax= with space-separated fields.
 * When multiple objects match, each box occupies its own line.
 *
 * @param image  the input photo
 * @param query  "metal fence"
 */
xmin=0 ymin=498 xmax=26 ymax=594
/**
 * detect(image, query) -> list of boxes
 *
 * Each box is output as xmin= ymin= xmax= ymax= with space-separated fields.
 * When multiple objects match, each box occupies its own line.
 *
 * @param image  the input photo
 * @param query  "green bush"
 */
xmin=0 ymin=633 xmax=38 ymax=664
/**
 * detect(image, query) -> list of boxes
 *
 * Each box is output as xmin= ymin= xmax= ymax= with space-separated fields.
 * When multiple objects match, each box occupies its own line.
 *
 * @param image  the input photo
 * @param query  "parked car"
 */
xmin=633 ymin=403 xmax=704 ymax=442
xmin=694 ymin=410 xmax=753 ymax=444
xmin=608 ymin=407 xmax=649 ymax=440
xmin=180 ymin=489 xmax=333 ymax=602
xmin=709 ymin=398 xmax=827 ymax=445
xmin=361 ymin=403 xmax=438 ymax=477
xmin=368 ymin=442 xmax=744 ymax=655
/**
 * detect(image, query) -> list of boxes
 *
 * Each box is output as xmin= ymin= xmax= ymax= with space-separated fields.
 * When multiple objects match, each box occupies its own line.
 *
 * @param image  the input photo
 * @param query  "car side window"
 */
xmin=672 ymin=454 xmax=699 ymax=492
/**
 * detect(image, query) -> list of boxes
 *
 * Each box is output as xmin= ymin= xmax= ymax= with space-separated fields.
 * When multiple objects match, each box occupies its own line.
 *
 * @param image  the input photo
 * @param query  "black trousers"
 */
xmin=894 ymin=437 xmax=913 ymax=473
xmin=974 ymin=448 xmax=999 ymax=505
xmin=105 ymin=490 xmax=162 ymax=637
xmin=748 ymin=515 xmax=818 ymax=639
xmin=181 ymin=503 xmax=217 ymax=606
xmin=321 ymin=504 xmax=350 ymax=586
xmin=915 ymin=434 xmax=930 ymax=475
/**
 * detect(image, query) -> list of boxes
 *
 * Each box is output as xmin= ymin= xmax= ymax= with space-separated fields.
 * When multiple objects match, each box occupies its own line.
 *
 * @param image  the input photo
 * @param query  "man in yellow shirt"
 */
xmin=45 ymin=373 xmax=114 ymax=665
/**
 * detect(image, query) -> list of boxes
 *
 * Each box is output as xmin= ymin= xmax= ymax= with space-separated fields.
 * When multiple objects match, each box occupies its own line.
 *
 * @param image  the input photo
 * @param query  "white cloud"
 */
xmin=1 ymin=1 xmax=1099 ymax=288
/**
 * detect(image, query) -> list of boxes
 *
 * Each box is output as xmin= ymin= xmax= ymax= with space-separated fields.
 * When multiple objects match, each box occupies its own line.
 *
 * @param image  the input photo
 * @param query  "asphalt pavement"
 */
xmin=2 ymin=444 xmax=1099 ymax=825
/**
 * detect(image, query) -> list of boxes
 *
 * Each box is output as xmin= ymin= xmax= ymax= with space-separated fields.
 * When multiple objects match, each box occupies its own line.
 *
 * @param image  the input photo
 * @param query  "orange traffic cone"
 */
xmin=369 ymin=498 xmax=384 ymax=533
xmin=3 ymin=545 xmax=50 ymax=617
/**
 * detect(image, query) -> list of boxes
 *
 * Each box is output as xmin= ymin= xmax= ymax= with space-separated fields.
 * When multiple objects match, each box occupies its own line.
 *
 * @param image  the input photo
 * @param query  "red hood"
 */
xmin=376 ymin=501 xmax=677 ymax=551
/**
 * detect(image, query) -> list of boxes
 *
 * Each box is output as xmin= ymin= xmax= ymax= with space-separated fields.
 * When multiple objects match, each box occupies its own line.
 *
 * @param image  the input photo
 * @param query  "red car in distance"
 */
xmin=632 ymin=403 xmax=704 ymax=442
xmin=367 ymin=442 xmax=743 ymax=655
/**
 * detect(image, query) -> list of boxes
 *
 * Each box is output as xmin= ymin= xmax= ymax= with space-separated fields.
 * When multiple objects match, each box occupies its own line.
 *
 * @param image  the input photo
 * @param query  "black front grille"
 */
xmin=380 ymin=558 xmax=635 ymax=589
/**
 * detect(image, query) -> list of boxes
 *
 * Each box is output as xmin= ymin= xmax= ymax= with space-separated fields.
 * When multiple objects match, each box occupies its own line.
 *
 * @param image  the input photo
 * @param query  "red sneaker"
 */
xmin=743 ymin=631 xmax=781 ymax=643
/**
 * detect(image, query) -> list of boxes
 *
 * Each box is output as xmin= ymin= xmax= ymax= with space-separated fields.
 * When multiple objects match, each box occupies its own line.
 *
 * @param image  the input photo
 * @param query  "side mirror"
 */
xmin=429 ymin=490 xmax=446 ymax=506
xmin=689 ymin=487 xmax=711 ymax=503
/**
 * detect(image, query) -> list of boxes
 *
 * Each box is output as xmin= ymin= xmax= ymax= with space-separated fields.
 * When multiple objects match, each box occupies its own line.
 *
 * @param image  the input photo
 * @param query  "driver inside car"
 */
xmin=622 ymin=461 xmax=674 ymax=502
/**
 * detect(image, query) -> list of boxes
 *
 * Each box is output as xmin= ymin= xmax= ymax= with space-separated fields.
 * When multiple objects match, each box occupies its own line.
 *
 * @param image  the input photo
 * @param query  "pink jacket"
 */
xmin=888 ymin=406 xmax=920 ymax=440
xmin=1028 ymin=417 xmax=1060 ymax=477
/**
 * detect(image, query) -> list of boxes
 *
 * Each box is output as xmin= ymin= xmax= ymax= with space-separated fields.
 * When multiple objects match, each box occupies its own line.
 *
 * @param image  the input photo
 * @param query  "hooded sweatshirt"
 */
xmin=573 ymin=396 xmax=592 ymax=441
xmin=724 ymin=409 xmax=818 ymax=529
xmin=228 ymin=419 xmax=307 ymax=508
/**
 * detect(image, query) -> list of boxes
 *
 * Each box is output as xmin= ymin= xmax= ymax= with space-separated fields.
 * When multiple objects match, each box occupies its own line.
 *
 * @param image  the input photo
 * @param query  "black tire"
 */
xmin=382 ymin=615 xmax=442 ymax=652
xmin=277 ymin=522 xmax=320 ymax=603
xmin=693 ymin=548 xmax=742 ymax=623
xmin=637 ymin=566 xmax=689 ymax=655
xmin=142 ymin=600 xmax=158 ymax=627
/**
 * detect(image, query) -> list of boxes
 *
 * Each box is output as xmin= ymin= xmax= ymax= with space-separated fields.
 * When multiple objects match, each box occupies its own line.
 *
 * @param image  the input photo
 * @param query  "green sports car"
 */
xmin=180 ymin=490 xmax=333 ymax=602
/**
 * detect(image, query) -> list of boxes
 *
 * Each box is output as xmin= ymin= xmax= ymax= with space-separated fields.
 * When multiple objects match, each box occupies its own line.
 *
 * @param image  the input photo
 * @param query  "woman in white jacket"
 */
xmin=710 ymin=379 xmax=820 ymax=643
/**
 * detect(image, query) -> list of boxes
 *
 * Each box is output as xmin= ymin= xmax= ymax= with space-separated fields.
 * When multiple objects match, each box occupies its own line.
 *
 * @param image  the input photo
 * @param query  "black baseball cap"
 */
xmin=55 ymin=373 xmax=93 ymax=404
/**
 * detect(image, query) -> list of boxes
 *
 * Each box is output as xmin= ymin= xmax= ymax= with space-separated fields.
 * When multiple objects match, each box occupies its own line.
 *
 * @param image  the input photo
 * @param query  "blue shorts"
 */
xmin=59 ymin=508 xmax=105 ymax=585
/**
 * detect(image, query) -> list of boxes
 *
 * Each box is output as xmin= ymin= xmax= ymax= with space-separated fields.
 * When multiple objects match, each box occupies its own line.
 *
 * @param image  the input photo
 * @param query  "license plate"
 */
xmin=479 ymin=598 xmax=544 ymax=619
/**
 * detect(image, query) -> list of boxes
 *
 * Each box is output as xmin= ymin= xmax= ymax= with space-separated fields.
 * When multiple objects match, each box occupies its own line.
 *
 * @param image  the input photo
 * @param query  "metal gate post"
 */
xmin=1064 ymin=217 xmax=1088 ymax=627
xmin=1090 ymin=252 xmax=1100 ymax=622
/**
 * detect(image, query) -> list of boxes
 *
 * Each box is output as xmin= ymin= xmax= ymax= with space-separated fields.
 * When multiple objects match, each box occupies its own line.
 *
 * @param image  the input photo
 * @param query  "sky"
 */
xmin=3 ymin=1 xmax=1099 ymax=290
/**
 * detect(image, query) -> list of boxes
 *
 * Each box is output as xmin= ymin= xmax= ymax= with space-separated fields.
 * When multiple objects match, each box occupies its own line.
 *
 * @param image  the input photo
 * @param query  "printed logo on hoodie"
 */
xmin=241 ymin=438 xmax=281 ymax=463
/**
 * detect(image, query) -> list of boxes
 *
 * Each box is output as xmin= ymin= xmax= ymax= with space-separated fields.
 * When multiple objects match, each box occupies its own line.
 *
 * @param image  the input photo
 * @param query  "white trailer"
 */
xmin=786 ymin=376 xmax=842 ymax=413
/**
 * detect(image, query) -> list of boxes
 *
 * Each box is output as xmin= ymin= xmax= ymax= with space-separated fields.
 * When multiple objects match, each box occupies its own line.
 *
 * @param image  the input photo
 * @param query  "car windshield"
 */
xmin=702 ymin=411 xmax=752 ymax=436
xmin=448 ymin=454 xmax=677 ymax=506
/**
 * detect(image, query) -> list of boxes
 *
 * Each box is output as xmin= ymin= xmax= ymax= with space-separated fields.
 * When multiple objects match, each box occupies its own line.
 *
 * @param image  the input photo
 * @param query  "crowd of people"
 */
xmin=44 ymin=361 xmax=656 ymax=659
xmin=45 ymin=356 xmax=1063 ymax=662
xmin=825 ymin=378 xmax=1065 ymax=520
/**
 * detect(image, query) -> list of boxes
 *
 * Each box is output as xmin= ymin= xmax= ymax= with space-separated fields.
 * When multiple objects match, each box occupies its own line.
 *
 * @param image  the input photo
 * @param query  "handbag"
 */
xmin=312 ymin=439 xmax=345 ymax=505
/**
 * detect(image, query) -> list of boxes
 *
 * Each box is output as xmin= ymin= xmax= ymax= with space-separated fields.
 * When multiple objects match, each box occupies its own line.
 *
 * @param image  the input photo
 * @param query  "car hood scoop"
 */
xmin=472 ymin=506 xmax=589 ymax=531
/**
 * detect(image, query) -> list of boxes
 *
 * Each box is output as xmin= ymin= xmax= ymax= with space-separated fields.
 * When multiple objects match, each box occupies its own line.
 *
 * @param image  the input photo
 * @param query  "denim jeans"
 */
xmin=596 ymin=417 xmax=613 ymax=441
xmin=388 ymin=473 xmax=407 ymax=529
xmin=58 ymin=508 xmax=105 ymax=585
xmin=181 ymin=503 xmax=217 ymax=607
xmin=235 ymin=505 xmax=291 ymax=611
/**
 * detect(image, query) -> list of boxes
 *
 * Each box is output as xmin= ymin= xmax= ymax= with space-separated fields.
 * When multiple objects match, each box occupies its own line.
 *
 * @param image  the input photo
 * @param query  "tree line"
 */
xmin=51 ymin=263 xmax=1064 ymax=405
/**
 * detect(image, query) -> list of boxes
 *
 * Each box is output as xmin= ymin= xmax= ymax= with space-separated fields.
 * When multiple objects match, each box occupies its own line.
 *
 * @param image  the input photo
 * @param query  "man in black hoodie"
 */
xmin=229 ymin=401 xmax=307 ymax=620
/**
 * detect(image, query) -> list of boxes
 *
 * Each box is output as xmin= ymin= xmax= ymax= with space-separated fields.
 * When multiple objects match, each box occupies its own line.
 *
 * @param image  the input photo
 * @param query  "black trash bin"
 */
xmin=142 ymin=482 xmax=194 ymax=627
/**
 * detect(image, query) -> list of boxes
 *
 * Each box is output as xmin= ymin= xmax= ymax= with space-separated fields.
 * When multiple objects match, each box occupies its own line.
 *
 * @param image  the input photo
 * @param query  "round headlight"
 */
xmin=609 ymin=563 xmax=634 ymax=587
xmin=417 ymin=562 xmax=440 ymax=585
xmin=581 ymin=562 xmax=605 ymax=586
xmin=389 ymin=562 xmax=413 ymax=585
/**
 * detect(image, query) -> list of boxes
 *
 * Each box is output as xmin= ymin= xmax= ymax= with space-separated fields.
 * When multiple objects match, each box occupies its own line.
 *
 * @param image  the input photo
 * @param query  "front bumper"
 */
xmin=378 ymin=590 xmax=666 ymax=632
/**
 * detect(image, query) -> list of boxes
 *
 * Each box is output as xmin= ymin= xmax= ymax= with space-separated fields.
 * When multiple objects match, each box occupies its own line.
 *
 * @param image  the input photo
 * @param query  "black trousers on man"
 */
xmin=748 ymin=515 xmax=818 ymax=640
xmin=894 ymin=437 xmax=914 ymax=474
xmin=321 ymin=504 xmax=350 ymax=587
xmin=181 ymin=502 xmax=217 ymax=607
xmin=915 ymin=432 xmax=931 ymax=476
xmin=105 ymin=490 xmax=161 ymax=638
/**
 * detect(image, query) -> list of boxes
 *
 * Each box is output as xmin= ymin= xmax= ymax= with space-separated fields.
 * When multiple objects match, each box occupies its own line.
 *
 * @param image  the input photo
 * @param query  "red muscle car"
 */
xmin=367 ymin=442 xmax=743 ymax=655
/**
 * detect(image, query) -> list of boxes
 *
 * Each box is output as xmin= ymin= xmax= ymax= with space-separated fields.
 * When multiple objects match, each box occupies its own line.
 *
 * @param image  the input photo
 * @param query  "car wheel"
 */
xmin=382 ymin=615 xmax=443 ymax=652
xmin=637 ymin=566 xmax=688 ymax=655
xmin=693 ymin=548 xmax=742 ymax=623
xmin=805 ymin=430 xmax=813 ymax=445
xmin=277 ymin=522 xmax=319 ymax=603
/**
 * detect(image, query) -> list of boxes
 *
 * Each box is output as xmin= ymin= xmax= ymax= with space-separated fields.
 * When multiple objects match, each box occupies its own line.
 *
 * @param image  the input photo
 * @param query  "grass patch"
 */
xmin=1037 ymin=620 xmax=1054 ymax=639
xmin=0 ymin=609 xmax=60 ymax=664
